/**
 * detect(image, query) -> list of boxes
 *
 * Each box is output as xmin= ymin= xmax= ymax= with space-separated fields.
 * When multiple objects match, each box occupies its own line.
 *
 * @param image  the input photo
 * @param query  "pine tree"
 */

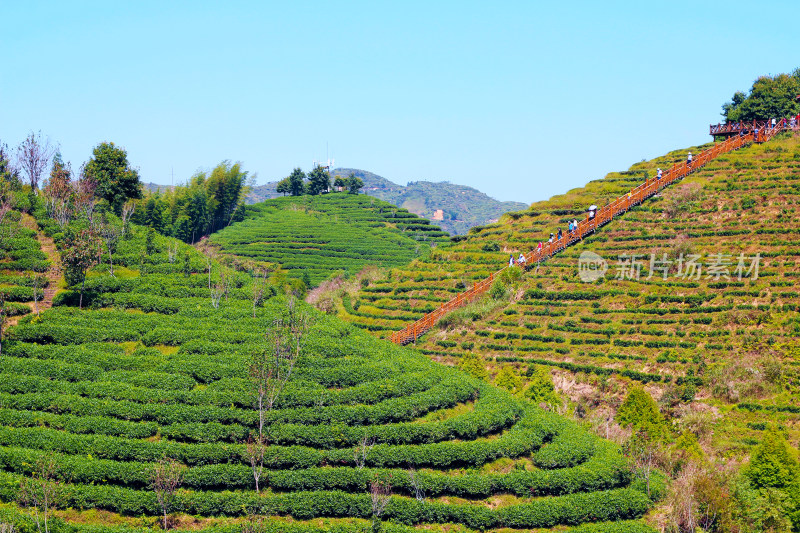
xmin=747 ymin=428 xmax=799 ymax=489
xmin=458 ymin=352 xmax=488 ymax=381
xmin=616 ymin=386 xmax=667 ymax=439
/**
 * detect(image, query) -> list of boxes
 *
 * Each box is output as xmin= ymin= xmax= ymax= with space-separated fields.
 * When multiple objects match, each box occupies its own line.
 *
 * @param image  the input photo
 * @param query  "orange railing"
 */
xmin=710 ymin=119 xmax=770 ymax=136
xmin=390 ymin=121 xmax=789 ymax=345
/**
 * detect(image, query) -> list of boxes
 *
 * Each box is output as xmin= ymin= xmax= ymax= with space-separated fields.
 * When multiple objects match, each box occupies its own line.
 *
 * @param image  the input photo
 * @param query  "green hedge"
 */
xmin=0 ymin=439 xmax=629 ymax=497
xmin=0 ymin=471 xmax=650 ymax=528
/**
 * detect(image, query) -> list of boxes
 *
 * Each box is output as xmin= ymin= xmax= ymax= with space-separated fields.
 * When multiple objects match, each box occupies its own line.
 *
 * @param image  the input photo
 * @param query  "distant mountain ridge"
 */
xmin=247 ymin=168 xmax=527 ymax=235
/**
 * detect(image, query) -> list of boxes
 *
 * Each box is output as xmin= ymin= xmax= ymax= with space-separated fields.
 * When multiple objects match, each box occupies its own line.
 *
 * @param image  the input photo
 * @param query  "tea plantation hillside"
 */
xmin=343 ymin=132 xmax=800 ymax=454
xmin=0 ymin=206 xmax=657 ymax=532
xmin=245 ymin=169 xmax=528 ymax=236
xmin=207 ymin=193 xmax=450 ymax=286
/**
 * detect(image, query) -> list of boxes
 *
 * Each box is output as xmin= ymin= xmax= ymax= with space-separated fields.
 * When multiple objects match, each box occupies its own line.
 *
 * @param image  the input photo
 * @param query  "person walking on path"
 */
xmin=518 ymin=253 xmax=526 ymax=268
xmin=687 ymin=152 xmax=693 ymax=166
xmin=657 ymin=168 xmax=662 ymax=180
xmin=509 ymin=254 xmax=515 ymax=267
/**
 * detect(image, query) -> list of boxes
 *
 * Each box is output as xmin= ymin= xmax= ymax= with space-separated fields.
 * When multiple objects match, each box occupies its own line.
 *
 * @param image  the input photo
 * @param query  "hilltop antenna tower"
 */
xmin=313 ymin=143 xmax=334 ymax=172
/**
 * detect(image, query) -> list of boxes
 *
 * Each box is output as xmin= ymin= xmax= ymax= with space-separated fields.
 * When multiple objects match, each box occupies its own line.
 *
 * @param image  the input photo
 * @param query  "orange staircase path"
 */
xmin=390 ymin=120 xmax=790 ymax=345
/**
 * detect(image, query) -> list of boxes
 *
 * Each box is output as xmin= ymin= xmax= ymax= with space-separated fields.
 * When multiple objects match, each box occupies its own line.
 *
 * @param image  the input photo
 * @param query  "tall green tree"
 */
xmin=744 ymin=428 xmax=800 ymax=531
xmin=523 ymin=365 xmax=559 ymax=405
xmin=287 ymin=168 xmax=306 ymax=196
xmin=133 ymin=161 xmax=252 ymax=243
xmin=183 ymin=188 xmax=210 ymax=243
xmin=458 ymin=352 xmax=488 ymax=381
xmin=347 ymin=174 xmax=364 ymax=194
xmin=306 ymin=166 xmax=330 ymax=196
xmin=143 ymin=195 xmax=166 ymax=233
xmin=276 ymin=178 xmax=290 ymax=196
xmin=84 ymin=142 xmax=142 ymax=215
xmin=201 ymin=161 xmax=251 ymax=233
xmin=747 ymin=428 xmax=799 ymax=490
xmin=616 ymin=386 xmax=667 ymax=439
xmin=723 ymin=69 xmax=800 ymax=122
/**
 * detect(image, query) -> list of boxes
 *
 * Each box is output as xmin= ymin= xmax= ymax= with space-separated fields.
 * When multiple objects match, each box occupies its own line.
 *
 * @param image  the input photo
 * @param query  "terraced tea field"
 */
xmin=0 ymin=207 xmax=657 ymax=532
xmin=343 ymin=133 xmax=800 ymax=453
xmin=0 ymin=211 xmax=51 ymax=324
xmin=208 ymin=194 xmax=450 ymax=286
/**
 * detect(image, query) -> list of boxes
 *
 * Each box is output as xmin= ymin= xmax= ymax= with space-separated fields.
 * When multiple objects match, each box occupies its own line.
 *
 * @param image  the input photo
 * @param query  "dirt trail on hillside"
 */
xmin=7 ymin=214 xmax=62 ymax=326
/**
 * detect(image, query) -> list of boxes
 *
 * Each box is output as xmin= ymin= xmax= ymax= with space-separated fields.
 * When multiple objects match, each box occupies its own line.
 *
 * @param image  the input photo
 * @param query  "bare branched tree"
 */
xmin=99 ymin=219 xmax=121 ymax=276
xmin=354 ymin=435 xmax=375 ymax=470
xmin=370 ymin=474 xmax=393 ymax=533
xmin=43 ymin=155 xmax=73 ymax=227
xmin=18 ymin=456 xmax=61 ymax=533
xmin=74 ymin=164 xmax=97 ymax=224
xmin=246 ymin=297 xmax=309 ymax=492
xmin=221 ymin=269 xmax=231 ymax=302
xmin=624 ymin=430 xmax=659 ymax=498
xmin=120 ymin=200 xmax=136 ymax=237
xmin=408 ymin=469 xmax=425 ymax=503
xmin=210 ymin=282 xmax=224 ymax=309
xmin=16 ymin=132 xmax=54 ymax=192
xmin=167 ymin=242 xmax=178 ymax=264
xmin=245 ymin=434 xmax=266 ymax=494
xmin=150 ymin=457 xmax=185 ymax=530
xmin=207 ymin=258 xmax=225 ymax=309
xmin=664 ymin=461 xmax=699 ymax=533
xmin=32 ymin=275 xmax=42 ymax=317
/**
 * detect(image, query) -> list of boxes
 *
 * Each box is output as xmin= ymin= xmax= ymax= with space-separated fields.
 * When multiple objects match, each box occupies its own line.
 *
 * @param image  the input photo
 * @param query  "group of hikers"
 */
xmin=505 ymin=153 xmax=684 ymax=269
xmin=506 ymin=148 xmax=696 ymax=269
xmin=507 ymin=217 xmax=583 ymax=268
xmin=505 ymin=114 xmax=800 ymax=271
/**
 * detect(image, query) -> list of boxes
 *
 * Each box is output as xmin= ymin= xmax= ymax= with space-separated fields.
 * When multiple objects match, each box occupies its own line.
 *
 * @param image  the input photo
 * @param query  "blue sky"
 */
xmin=2 ymin=1 xmax=798 ymax=203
